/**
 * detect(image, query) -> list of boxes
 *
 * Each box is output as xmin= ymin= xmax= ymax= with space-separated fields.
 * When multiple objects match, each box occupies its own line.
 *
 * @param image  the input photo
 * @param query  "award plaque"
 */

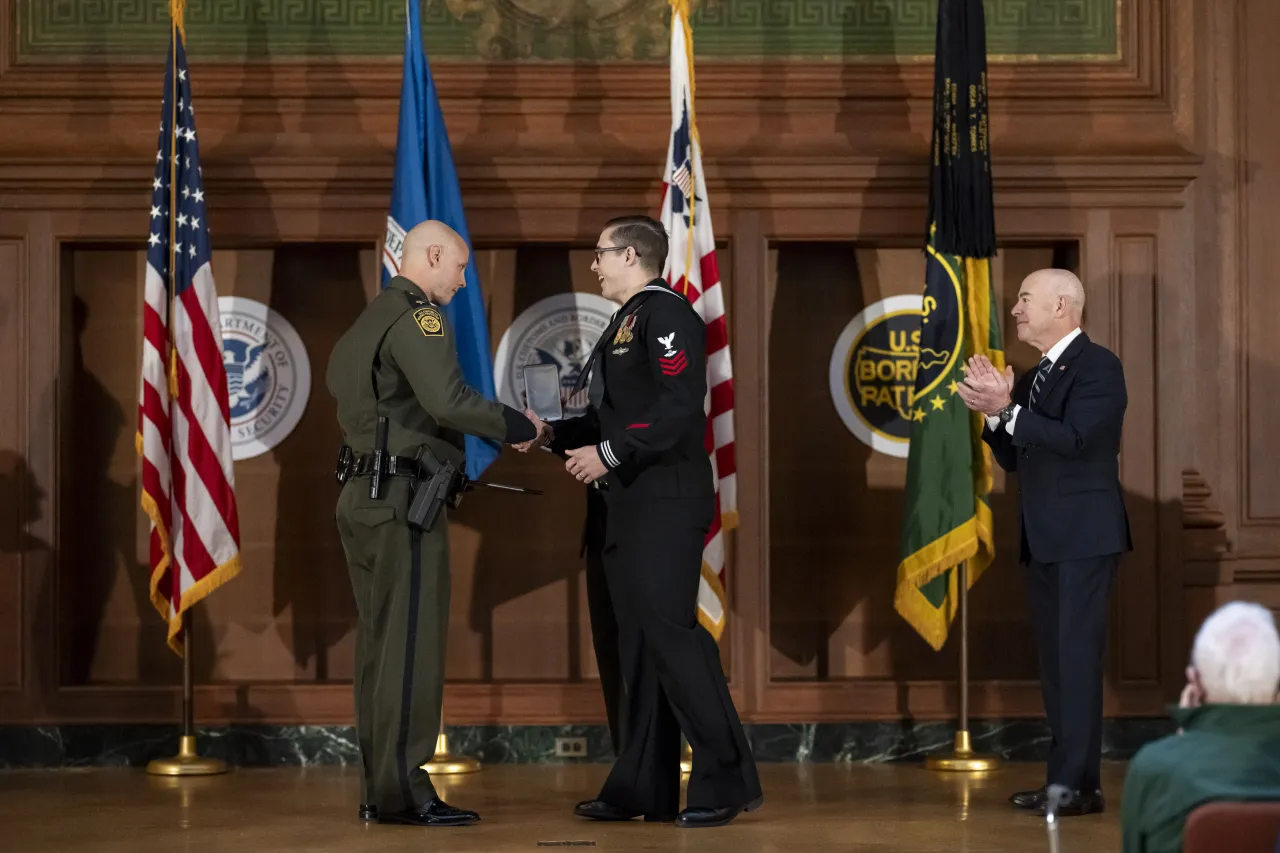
xmin=523 ymin=363 xmax=563 ymax=422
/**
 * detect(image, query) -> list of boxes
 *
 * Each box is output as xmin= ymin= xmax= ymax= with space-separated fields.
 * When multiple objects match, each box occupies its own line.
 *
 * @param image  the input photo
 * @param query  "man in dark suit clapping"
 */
xmin=957 ymin=267 xmax=1131 ymax=818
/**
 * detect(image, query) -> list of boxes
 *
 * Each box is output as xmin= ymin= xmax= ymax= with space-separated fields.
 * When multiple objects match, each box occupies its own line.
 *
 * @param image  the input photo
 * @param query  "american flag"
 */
xmin=136 ymin=23 xmax=242 ymax=655
xmin=660 ymin=0 xmax=736 ymax=641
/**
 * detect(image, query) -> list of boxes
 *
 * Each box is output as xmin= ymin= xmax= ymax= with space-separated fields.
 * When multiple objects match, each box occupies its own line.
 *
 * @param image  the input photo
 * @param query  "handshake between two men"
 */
xmin=514 ymin=399 xmax=608 ymax=486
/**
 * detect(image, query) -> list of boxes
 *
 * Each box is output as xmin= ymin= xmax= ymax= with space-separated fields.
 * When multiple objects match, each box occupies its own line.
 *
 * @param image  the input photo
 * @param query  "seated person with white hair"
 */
xmin=1122 ymin=601 xmax=1280 ymax=853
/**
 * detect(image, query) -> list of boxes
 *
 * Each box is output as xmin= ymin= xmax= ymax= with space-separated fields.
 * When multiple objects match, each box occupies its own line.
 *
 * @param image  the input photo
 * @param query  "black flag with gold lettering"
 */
xmin=895 ymin=0 xmax=1004 ymax=651
xmin=925 ymin=0 xmax=994 ymax=258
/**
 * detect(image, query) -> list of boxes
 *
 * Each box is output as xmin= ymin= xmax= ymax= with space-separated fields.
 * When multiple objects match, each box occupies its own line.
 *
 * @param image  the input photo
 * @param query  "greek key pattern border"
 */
xmin=14 ymin=0 xmax=1119 ymax=62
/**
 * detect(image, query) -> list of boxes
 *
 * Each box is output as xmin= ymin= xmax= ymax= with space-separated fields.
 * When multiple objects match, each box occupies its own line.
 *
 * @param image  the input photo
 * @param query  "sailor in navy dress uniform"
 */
xmin=521 ymin=215 xmax=762 ymax=828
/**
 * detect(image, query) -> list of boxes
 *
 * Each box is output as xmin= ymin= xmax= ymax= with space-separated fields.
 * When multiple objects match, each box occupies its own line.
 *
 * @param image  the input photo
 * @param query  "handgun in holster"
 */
xmin=406 ymin=449 xmax=461 ymax=533
xmin=334 ymin=445 xmax=355 ymax=485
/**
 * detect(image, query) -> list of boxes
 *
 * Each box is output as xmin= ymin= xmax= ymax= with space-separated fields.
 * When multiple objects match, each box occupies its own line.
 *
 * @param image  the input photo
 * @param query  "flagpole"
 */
xmin=147 ymin=2 xmax=226 ymax=777
xmin=148 ymin=611 xmax=227 ymax=775
xmin=926 ymin=560 xmax=1000 ymax=772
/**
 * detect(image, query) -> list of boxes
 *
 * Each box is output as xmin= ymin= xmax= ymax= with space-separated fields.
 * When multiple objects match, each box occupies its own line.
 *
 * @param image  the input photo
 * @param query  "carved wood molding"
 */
xmin=0 ymin=55 xmax=1160 ymax=104
xmin=1183 ymin=468 xmax=1227 ymax=530
xmin=0 ymin=157 xmax=1201 ymax=215
xmin=0 ymin=0 xmax=1183 ymax=166
xmin=1183 ymin=467 xmax=1232 ymax=568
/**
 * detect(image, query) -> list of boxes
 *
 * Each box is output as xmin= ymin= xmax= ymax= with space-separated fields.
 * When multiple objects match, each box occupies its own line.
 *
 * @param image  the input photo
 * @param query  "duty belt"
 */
xmin=352 ymin=453 xmax=429 ymax=479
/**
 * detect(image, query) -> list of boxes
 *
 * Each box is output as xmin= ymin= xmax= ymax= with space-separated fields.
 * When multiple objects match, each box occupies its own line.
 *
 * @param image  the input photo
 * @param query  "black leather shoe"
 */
xmin=675 ymin=795 xmax=764 ymax=828
xmin=359 ymin=804 xmax=378 ymax=821
xmin=377 ymin=798 xmax=480 ymax=827
xmin=1009 ymin=786 xmax=1046 ymax=810
xmin=1034 ymin=789 xmax=1105 ymax=817
xmin=573 ymin=800 xmax=676 ymax=823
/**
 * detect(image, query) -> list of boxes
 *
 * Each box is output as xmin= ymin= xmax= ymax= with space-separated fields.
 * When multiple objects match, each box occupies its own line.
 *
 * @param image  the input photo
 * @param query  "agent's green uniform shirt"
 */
xmin=325 ymin=274 xmax=533 ymax=815
xmin=1122 ymin=703 xmax=1280 ymax=853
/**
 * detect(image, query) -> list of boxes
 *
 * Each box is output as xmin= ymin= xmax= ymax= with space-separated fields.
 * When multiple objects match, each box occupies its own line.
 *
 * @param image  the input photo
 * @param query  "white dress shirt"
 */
xmin=986 ymin=327 xmax=1083 ymax=435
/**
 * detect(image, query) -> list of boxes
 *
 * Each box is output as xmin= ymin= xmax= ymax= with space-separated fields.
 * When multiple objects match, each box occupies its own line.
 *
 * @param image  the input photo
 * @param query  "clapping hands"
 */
xmin=955 ymin=354 xmax=1015 ymax=416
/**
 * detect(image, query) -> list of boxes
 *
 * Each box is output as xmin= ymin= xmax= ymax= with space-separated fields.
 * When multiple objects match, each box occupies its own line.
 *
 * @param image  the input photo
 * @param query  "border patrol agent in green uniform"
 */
xmin=327 ymin=221 xmax=538 ymax=828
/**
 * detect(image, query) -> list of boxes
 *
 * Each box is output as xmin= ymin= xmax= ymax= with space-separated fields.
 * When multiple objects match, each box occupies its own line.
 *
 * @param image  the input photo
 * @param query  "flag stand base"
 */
xmin=925 ymin=730 xmax=1001 ymax=772
xmin=147 ymin=735 xmax=228 ymax=776
xmin=421 ymin=732 xmax=480 ymax=775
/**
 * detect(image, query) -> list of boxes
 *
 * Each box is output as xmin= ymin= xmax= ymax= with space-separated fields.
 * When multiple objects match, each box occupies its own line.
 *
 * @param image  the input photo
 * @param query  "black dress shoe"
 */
xmin=1009 ymin=786 xmax=1046 ymax=810
xmin=359 ymin=804 xmax=378 ymax=821
xmin=675 ymin=795 xmax=764 ymax=828
xmin=575 ymin=799 xmax=640 ymax=821
xmin=377 ymin=798 xmax=481 ymax=827
xmin=1034 ymin=788 xmax=1105 ymax=817
xmin=573 ymin=800 xmax=676 ymax=823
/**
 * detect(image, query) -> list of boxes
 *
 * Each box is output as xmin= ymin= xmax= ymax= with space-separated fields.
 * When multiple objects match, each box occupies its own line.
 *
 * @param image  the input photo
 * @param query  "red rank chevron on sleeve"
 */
xmin=659 ymin=350 xmax=688 ymax=376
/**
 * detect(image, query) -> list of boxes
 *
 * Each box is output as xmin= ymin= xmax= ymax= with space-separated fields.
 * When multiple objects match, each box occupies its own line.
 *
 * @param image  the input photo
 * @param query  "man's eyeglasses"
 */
xmin=593 ymin=245 xmax=637 ymax=261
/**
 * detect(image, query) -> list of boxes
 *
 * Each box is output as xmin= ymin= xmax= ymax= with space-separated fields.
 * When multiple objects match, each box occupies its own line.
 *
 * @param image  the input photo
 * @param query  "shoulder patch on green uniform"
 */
xmin=412 ymin=306 xmax=444 ymax=337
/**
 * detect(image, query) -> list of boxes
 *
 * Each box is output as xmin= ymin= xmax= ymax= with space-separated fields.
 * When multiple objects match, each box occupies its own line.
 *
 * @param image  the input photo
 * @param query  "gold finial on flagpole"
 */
xmin=169 ymin=0 xmax=187 ymax=39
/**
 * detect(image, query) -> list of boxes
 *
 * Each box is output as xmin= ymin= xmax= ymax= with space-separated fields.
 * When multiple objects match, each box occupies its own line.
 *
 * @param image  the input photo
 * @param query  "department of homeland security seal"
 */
xmin=217 ymin=296 xmax=311 ymax=461
xmin=493 ymin=292 xmax=617 ymax=418
xmin=829 ymin=294 xmax=939 ymax=458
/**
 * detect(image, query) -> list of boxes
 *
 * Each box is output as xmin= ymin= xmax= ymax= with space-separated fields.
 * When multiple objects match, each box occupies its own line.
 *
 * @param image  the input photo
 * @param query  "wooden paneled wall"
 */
xmin=0 ymin=0 xmax=1276 ymax=726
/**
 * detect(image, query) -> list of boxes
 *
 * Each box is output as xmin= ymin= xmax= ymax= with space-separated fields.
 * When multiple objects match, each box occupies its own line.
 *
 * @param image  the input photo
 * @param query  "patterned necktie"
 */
xmin=1028 ymin=356 xmax=1052 ymax=411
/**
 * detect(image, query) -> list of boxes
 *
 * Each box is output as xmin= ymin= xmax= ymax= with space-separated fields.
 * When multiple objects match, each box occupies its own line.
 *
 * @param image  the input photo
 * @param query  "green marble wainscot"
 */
xmin=0 ymin=719 xmax=1173 ymax=768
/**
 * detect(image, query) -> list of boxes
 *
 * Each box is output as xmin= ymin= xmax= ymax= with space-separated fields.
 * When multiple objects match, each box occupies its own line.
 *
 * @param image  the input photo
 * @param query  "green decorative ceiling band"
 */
xmin=16 ymin=0 xmax=1119 ymax=62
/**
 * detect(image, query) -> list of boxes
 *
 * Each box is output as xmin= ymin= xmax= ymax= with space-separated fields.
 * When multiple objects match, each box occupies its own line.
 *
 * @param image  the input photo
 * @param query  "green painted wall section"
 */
xmin=16 ymin=0 xmax=1119 ymax=62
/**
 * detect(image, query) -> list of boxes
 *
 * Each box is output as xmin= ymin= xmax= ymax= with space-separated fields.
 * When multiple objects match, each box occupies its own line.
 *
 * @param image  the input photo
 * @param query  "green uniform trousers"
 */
xmin=336 ymin=476 xmax=449 ymax=814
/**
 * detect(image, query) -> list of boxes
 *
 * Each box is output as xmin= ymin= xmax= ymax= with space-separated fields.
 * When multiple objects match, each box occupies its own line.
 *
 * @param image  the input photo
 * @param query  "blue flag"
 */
xmin=383 ymin=0 xmax=499 ymax=479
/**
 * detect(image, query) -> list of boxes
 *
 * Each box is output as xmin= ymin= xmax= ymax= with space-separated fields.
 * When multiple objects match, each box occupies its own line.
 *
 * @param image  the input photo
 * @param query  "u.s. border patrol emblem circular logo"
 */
xmin=494 ymin=292 xmax=617 ymax=418
xmin=217 ymin=296 xmax=311 ymax=461
xmin=828 ymin=295 xmax=929 ymax=458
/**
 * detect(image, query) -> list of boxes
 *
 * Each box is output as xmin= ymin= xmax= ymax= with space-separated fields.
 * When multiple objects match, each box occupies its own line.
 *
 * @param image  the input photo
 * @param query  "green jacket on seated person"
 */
xmin=1122 ymin=703 xmax=1280 ymax=853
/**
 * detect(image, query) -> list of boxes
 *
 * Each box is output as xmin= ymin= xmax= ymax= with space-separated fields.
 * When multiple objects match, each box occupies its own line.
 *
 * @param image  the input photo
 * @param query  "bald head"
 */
xmin=1011 ymin=268 xmax=1085 ymax=353
xmin=399 ymin=220 xmax=470 ymax=305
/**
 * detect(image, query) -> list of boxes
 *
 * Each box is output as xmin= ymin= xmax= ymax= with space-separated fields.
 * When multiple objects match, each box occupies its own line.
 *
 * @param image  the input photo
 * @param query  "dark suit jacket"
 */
xmin=983 ymin=332 xmax=1132 ymax=564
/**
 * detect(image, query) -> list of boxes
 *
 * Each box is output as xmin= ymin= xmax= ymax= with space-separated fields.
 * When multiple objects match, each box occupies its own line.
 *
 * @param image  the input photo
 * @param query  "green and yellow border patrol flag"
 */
xmin=894 ymin=0 xmax=1004 ymax=651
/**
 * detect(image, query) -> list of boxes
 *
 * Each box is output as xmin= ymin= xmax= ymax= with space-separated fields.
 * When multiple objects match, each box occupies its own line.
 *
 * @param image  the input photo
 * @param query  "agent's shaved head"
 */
xmin=399 ymin=220 xmax=470 ymax=306
xmin=1012 ymin=267 xmax=1086 ymax=353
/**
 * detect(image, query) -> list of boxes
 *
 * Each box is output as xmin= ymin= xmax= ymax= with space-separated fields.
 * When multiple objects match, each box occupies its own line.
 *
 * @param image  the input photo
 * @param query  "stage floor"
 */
xmin=2 ymin=762 xmax=1124 ymax=852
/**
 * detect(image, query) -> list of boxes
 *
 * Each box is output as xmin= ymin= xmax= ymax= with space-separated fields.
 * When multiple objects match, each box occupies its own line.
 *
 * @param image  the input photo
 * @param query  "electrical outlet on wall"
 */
xmin=554 ymin=737 xmax=587 ymax=758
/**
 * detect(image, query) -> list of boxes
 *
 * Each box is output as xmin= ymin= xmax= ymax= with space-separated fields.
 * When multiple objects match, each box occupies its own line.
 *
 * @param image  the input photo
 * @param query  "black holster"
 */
xmin=405 ymin=447 xmax=464 ymax=532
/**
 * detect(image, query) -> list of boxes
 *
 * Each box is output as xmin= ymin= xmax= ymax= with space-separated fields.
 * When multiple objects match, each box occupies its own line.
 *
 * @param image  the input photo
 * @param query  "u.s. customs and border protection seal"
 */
xmin=493 ymin=292 xmax=617 ymax=419
xmin=414 ymin=306 xmax=444 ymax=337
